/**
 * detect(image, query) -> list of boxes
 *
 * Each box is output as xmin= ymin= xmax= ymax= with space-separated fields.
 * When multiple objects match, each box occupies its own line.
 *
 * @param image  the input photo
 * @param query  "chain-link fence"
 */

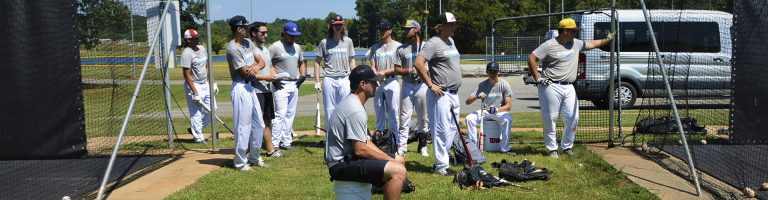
xmin=0 ymin=1 xmax=195 ymax=199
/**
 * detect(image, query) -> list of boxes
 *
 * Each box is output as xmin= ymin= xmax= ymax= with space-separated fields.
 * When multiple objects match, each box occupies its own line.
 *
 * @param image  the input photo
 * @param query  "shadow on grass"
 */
xmin=405 ymin=161 xmax=434 ymax=174
xmin=197 ymin=158 xmax=231 ymax=167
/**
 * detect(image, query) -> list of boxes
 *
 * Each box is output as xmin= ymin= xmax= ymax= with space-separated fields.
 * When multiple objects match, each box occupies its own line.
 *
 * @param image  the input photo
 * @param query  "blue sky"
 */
xmin=209 ymin=0 xmax=358 ymax=22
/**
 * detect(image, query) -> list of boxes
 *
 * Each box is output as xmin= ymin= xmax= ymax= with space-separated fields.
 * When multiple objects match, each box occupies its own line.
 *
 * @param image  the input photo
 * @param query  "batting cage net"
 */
xmin=490 ymin=11 xmax=619 ymax=144
xmin=0 ymin=1 xmax=203 ymax=199
xmin=627 ymin=1 xmax=768 ymax=199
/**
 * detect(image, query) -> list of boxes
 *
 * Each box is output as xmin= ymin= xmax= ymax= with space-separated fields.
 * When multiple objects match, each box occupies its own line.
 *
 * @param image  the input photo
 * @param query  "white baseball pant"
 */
xmin=398 ymin=81 xmax=429 ymax=153
xmin=465 ymin=110 xmax=512 ymax=152
xmin=538 ymin=84 xmax=579 ymax=151
xmin=322 ymin=76 xmax=350 ymax=126
xmin=272 ymin=81 xmax=298 ymax=148
xmin=183 ymin=81 xmax=212 ymax=141
xmin=374 ymin=78 xmax=401 ymax=139
xmin=230 ymin=82 xmax=265 ymax=169
xmin=427 ymin=91 xmax=460 ymax=171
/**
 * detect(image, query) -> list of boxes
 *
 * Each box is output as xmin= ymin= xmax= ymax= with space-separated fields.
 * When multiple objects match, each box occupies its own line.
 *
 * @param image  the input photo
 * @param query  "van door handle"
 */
xmin=713 ymin=58 xmax=724 ymax=62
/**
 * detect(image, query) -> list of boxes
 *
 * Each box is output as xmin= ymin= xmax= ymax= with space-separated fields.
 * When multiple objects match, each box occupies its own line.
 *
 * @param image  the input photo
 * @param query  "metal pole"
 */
xmin=96 ymin=1 xmax=172 ymax=199
xmin=439 ymin=0 xmax=442 ymax=14
xmin=160 ymin=1 xmax=174 ymax=148
xmin=638 ymin=0 xmax=702 ymax=196
xmin=548 ymin=0 xmax=551 ymax=29
xmin=130 ymin=6 xmax=137 ymax=78
xmin=205 ymin=0 xmax=218 ymax=151
xmin=424 ymin=0 xmax=428 ymax=39
xmin=607 ymin=0 xmax=617 ymax=147
xmin=561 ymin=0 xmax=564 ymax=18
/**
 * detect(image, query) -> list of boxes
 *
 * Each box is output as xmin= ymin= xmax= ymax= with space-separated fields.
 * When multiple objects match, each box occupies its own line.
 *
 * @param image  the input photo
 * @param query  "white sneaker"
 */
xmin=419 ymin=147 xmax=429 ymax=157
xmin=238 ymin=165 xmax=252 ymax=171
xmin=253 ymin=160 xmax=270 ymax=168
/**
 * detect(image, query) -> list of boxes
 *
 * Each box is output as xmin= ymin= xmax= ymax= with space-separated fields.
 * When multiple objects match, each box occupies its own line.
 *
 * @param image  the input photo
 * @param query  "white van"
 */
xmin=570 ymin=10 xmax=732 ymax=108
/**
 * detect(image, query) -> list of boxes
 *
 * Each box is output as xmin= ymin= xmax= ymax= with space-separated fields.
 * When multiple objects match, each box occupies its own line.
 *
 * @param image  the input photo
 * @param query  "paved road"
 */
xmin=170 ymin=66 xmax=543 ymax=118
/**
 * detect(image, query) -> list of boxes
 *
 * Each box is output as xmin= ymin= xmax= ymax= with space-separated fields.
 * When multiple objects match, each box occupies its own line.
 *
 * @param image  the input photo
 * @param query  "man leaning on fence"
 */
xmin=527 ymin=18 xmax=614 ymax=158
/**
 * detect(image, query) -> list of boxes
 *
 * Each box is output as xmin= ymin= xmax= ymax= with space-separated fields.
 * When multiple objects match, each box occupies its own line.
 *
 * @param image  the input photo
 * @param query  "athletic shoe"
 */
xmin=548 ymin=150 xmax=559 ymax=159
xmin=266 ymin=150 xmax=283 ymax=158
xmin=397 ymin=148 xmax=407 ymax=156
xmin=238 ymin=165 xmax=252 ymax=171
xmin=194 ymin=138 xmax=207 ymax=143
xmin=503 ymin=151 xmax=517 ymax=156
xmin=433 ymin=168 xmax=456 ymax=176
xmin=279 ymin=145 xmax=294 ymax=151
xmin=292 ymin=131 xmax=298 ymax=137
xmin=563 ymin=148 xmax=575 ymax=156
xmin=419 ymin=147 xmax=429 ymax=157
xmin=253 ymin=160 xmax=270 ymax=168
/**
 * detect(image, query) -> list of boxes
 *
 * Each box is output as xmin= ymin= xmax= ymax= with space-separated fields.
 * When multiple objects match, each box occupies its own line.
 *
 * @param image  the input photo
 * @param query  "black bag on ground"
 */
xmin=452 ymin=134 xmax=486 ymax=165
xmin=635 ymin=116 xmax=706 ymax=134
xmin=453 ymin=165 xmax=509 ymax=189
xmin=491 ymin=159 xmax=550 ymax=182
xmin=369 ymin=129 xmax=415 ymax=194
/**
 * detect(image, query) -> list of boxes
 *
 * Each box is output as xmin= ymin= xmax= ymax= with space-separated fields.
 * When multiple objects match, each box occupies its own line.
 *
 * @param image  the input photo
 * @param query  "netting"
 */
xmin=490 ymin=12 xmax=618 ymax=143
xmin=0 ymin=1 xmax=195 ymax=199
xmin=628 ymin=1 xmax=768 ymax=199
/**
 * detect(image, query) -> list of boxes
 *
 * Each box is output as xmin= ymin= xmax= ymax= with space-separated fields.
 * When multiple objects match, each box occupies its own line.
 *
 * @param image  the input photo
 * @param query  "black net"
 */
xmin=629 ymin=1 xmax=768 ymax=199
xmin=0 ymin=0 xmax=194 ymax=199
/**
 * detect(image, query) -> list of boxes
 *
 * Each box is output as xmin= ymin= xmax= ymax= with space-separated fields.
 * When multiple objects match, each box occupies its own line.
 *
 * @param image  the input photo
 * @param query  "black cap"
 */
xmin=437 ymin=12 xmax=460 ymax=24
xmin=377 ymin=20 xmax=392 ymax=30
xmin=331 ymin=15 xmax=345 ymax=25
xmin=486 ymin=61 xmax=500 ymax=71
xmin=228 ymin=15 xmax=249 ymax=28
xmin=350 ymin=65 xmax=384 ymax=89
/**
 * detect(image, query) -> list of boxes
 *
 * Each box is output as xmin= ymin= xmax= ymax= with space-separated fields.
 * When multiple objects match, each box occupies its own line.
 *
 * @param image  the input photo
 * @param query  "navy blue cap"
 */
xmin=228 ymin=15 xmax=249 ymax=28
xmin=283 ymin=22 xmax=302 ymax=36
xmin=486 ymin=62 xmax=500 ymax=71
xmin=378 ymin=20 xmax=392 ymax=30
xmin=350 ymin=65 xmax=384 ymax=89
xmin=331 ymin=15 xmax=345 ymax=25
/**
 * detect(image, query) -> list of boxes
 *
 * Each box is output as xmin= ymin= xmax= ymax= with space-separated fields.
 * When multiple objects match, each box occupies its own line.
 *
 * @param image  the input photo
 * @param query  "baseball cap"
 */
xmin=486 ymin=62 xmax=500 ymax=71
xmin=183 ymin=28 xmax=199 ymax=39
xmin=283 ymin=22 xmax=302 ymax=36
xmin=437 ymin=12 xmax=460 ymax=24
xmin=349 ymin=65 xmax=384 ymax=89
xmin=558 ymin=18 xmax=579 ymax=29
xmin=377 ymin=20 xmax=392 ymax=30
xmin=228 ymin=15 xmax=249 ymax=28
xmin=403 ymin=20 xmax=421 ymax=29
xmin=331 ymin=15 xmax=345 ymax=25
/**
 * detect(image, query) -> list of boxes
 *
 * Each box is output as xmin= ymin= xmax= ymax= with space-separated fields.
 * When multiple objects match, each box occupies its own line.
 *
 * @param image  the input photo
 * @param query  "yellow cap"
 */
xmin=558 ymin=18 xmax=579 ymax=29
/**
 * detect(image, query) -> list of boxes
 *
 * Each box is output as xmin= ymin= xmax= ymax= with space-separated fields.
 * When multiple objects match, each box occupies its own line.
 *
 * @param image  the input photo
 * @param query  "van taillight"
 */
xmin=577 ymin=53 xmax=586 ymax=80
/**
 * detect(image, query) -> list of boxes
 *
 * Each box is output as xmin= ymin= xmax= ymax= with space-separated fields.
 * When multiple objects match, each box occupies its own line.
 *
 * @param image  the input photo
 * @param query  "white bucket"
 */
xmin=483 ymin=119 xmax=502 ymax=152
xmin=333 ymin=180 xmax=372 ymax=200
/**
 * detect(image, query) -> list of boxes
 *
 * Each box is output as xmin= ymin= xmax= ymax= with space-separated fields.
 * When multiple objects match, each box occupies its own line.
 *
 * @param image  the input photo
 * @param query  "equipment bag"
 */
xmin=453 ymin=165 xmax=510 ymax=189
xmin=491 ymin=159 xmax=550 ymax=182
xmin=453 ymin=134 xmax=486 ymax=165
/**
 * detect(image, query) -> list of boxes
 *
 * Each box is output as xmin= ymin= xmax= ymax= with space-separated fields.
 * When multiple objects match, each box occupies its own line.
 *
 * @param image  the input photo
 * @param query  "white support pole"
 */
xmin=205 ymin=0 xmax=218 ymax=151
xmin=638 ymin=0 xmax=702 ymax=196
xmin=95 ymin=1 xmax=172 ymax=199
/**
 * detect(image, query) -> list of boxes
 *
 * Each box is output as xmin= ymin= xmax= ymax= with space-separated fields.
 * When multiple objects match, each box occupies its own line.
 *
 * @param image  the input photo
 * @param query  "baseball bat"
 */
xmin=198 ymin=100 xmax=235 ymax=135
xmin=479 ymin=102 xmax=486 ymax=150
xmin=450 ymin=107 xmax=476 ymax=166
xmin=315 ymin=85 xmax=321 ymax=136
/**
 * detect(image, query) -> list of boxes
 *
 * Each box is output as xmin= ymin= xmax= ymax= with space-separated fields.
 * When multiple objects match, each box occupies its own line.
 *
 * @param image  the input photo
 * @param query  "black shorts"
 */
xmin=329 ymin=159 xmax=387 ymax=186
xmin=255 ymin=92 xmax=275 ymax=121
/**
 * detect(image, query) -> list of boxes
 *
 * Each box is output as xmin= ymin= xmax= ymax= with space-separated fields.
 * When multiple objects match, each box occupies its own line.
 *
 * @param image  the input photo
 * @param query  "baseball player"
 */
xmin=464 ymin=61 xmax=514 ymax=154
xmin=413 ymin=12 xmax=462 ymax=175
xmin=368 ymin=20 xmax=403 ymax=154
xmin=180 ymin=28 xmax=214 ymax=143
xmin=393 ymin=20 xmax=430 ymax=157
xmin=269 ymin=22 xmax=307 ymax=151
xmin=527 ymin=18 xmax=614 ymax=158
xmin=248 ymin=22 xmax=284 ymax=158
xmin=314 ymin=15 xmax=356 ymax=127
xmin=226 ymin=15 xmax=267 ymax=171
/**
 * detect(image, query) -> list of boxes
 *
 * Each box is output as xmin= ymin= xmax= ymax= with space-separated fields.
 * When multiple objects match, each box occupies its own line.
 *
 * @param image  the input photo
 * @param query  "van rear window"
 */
xmin=595 ymin=22 xmax=720 ymax=53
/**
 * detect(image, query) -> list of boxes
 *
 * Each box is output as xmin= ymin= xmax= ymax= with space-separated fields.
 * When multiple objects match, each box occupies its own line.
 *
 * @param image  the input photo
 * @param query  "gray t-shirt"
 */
xmin=532 ymin=38 xmax=586 ymax=83
xmin=324 ymin=94 xmax=369 ymax=168
xmin=394 ymin=42 xmax=425 ymax=83
xmin=180 ymin=45 xmax=208 ymax=84
xmin=419 ymin=37 xmax=462 ymax=90
xmin=471 ymin=79 xmax=514 ymax=108
xmin=269 ymin=40 xmax=304 ymax=80
xmin=252 ymin=43 xmax=272 ymax=93
xmin=317 ymin=37 xmax=355 ymax=77
xmin=226 ymin=39 xmax=255 ymax=83
xmin=369 ymin=41 xmax=402 ymax=73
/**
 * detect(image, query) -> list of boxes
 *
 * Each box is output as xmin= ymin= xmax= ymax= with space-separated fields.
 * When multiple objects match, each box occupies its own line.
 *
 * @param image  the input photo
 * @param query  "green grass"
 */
xmin=165 ymin=136 xmax=657 ymax=200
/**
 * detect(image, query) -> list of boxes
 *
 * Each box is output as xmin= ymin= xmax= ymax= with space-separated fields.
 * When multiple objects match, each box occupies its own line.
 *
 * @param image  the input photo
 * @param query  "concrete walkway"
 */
xmin=587 ymin=144 xmax=714 ymax=200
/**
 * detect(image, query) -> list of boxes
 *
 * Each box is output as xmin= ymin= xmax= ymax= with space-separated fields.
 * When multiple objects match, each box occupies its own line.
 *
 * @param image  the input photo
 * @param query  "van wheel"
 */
xmin=591 ymin=82 xmax=637 ymax=109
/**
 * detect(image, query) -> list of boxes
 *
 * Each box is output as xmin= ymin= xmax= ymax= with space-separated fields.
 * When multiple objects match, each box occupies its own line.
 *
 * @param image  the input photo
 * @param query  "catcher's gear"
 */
xmin=491 ymin=159 xmax=551 ymax=182
xmin=370 ymin=129 xmax=396 ymax=154
xmin=454 ymin=165 xmax=510 ymax=189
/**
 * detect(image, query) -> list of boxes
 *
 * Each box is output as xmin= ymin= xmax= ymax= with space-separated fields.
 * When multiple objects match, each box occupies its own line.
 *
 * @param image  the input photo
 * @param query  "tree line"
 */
xmin=77 ymin=0 xmax=731 ymax=54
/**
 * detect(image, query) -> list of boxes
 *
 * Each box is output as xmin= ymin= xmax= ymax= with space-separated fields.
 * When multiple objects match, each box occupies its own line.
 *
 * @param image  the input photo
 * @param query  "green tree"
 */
xmin=179 ymin=0 xmax=206 ymax=30
xmin=76 ymin=0 xmax=131 ymax=49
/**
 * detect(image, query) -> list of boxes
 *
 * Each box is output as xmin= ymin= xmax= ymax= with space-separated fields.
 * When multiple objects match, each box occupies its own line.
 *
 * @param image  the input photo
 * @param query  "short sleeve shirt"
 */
xmin=324 ymin=94 xmax=369 ymax=168
xmin=418 ymin=37 xmax=462 ymax=90
xmin=180 ymin=45 xmax=208 ymax=84
xmin=394 ymin=42 xmax=425 ymax=83
xmin=471 ymin=79 xmax=514 ymax=108
xmin=369 ymin=41 xmax=402 ymax=73
xmin=251 ymin=43 xmax=272 ymax=93
xmin=269 ymin=40 xmax=304 ymax=80
xmin=317 ymin=37 xmax=355 ymax=77
xmin=532 ymin=38 xmax=586 ymax=83
xmin=226 ymin=39 xmax=255 ymax=83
